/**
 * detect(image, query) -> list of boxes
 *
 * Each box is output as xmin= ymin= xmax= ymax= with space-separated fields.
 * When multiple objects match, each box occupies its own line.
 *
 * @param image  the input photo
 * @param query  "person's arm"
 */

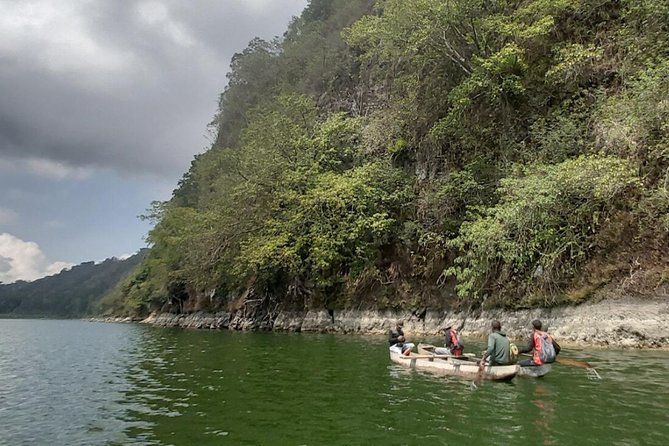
xmin=483 ymin=334 xmax=495 ymax=361
xmin=552 ymin=337 xmax=561 ymax=355
xmin=517 ymin=335 xmax=534 ymax=354
xmin=389 ymin=329 xmax=403 ymax=345
xmin=444 ymin=333 xmax=454 ymax=348
xmin=456 ymin=331 xmax=464 ymax=350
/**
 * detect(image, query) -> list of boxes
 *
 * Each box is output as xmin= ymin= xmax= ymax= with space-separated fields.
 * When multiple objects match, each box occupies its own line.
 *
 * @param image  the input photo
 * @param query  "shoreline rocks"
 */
xmin=93 ymin=296 xmax=669 ymax=349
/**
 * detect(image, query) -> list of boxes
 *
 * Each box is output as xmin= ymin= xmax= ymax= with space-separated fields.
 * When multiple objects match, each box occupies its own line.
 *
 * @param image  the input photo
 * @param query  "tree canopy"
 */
xmin=115 ymin=0 xmax=669 ymax=316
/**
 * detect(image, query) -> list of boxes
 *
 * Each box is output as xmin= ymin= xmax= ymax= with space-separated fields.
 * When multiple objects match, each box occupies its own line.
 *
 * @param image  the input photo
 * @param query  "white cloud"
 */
xmin=0 ymin=207 xmax=18 ymax=224
xmin=0 ymin=233 xmax=73 ymax=283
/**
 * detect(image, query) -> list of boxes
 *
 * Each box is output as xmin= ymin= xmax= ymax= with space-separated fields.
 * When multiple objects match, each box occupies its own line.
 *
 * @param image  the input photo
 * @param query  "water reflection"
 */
xmin=531 ymin=383 xmax=556 ymax=445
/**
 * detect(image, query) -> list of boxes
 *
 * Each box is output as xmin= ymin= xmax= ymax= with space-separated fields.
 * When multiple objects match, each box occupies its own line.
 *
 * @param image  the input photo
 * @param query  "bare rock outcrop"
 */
xmin=132 ymin=296 xmax=669 ymax=349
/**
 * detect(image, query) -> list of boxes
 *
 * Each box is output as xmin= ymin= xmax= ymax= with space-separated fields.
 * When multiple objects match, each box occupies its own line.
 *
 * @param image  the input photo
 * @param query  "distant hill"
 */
xmin=0 ymin=250 xmax=148 ymax=318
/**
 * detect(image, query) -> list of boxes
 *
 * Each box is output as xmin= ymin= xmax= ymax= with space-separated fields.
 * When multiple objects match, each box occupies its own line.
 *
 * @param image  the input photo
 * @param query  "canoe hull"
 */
xmin=390 ymin=348 xmax=518 ymax=381
xmin=419 ymin=343 xmax=552 ymax=378
xmin=518 ymin=364 xmax=552 ymax=378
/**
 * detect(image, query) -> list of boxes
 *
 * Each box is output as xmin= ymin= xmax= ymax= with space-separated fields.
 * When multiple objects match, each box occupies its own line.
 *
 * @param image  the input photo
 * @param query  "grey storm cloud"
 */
xmin=0 ymin=0 xmax=307 ymax=179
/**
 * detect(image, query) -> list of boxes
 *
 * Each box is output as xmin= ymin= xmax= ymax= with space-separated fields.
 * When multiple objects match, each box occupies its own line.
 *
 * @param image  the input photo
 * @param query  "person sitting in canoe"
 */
xmin=388 ymin=320 xmax=413 ymax=356
xmin=482 ymin=320 xmax=513 ymax=365
xmin=517 ymin=319 xmax=561 ymax=367
xmin=433 ymin=324 xmax=464 ymax=357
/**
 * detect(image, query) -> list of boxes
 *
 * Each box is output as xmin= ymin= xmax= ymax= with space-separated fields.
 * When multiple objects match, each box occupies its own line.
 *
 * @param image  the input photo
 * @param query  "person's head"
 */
xmin=491 ymin=320 xmax=501 ymax=332
xmin=532 ymin=319 xmax=542 ymax=330
xmin=441 ymin=325 xmax=452 ymax=333
xmin=396 ymin=320 xmax=404 ymax=328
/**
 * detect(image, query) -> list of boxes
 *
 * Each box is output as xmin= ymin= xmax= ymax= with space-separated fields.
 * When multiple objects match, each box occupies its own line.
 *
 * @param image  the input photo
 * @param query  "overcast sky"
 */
xmin=0 ymin=0 xmax=308 ymax=283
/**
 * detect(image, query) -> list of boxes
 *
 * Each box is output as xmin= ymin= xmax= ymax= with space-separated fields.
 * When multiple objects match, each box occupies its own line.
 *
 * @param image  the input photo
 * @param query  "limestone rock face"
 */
xmin=272 ymin=312 xmax=304 ymax=332
xmin=126 ymin=296 xmax=669 ymax=349
xmin=138 ymin=312 xmax=232 ymax=330
xmin=301 ymin=310 xmax=334 ymax=332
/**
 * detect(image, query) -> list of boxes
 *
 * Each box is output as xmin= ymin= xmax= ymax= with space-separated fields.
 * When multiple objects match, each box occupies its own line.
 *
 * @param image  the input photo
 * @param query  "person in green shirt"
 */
xmin=482 ymin=320 xmax=512 ymax=365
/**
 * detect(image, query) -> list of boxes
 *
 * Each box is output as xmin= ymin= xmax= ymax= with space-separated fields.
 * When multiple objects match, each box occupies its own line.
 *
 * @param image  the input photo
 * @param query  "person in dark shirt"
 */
xmin=388 ymin=320 xmax=413 ymax=356
xmin=517 ymin=319 xmax=561 ymax=366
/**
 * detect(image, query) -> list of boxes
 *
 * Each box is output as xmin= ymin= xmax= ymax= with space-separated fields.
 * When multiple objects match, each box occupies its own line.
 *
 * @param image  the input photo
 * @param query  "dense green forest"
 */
xmin=108 ymin=0 xmax=668 ymax=318
xmin=0 ymin=251 xmax=146 ymax=317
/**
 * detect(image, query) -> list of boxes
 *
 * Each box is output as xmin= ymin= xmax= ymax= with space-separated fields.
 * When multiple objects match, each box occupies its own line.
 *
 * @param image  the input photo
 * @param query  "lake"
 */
xmin=0 ymin=319 xmax=667 ymax=445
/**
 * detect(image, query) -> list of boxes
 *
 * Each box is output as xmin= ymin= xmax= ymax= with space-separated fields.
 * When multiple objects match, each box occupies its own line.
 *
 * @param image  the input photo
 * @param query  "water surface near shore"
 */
xmin=0 ymin=319 xmax=667 ymax=445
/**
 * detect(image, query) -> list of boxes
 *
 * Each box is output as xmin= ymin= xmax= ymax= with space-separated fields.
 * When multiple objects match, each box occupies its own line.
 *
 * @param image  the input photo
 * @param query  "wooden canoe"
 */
xmin=391 ymin=345 xmax=518 ymax=381
xmin=419 ymin=343 xmax=551 ymax=378
xmin=417 ymin=343 xmax=477 ymax=360
xmin=518 ymin=364 xmax=552 ymax=378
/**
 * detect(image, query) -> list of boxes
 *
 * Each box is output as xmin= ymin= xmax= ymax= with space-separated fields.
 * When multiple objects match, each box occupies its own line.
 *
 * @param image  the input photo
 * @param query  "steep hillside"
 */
xmin=114 ymin=0 xmax=668 ymax=320
xmin=0 ymin=250 xmax=147 ymax=317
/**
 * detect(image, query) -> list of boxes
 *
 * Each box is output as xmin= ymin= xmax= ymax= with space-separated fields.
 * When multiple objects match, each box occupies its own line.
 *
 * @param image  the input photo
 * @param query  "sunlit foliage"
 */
xmin=116 ymin=0 xmax=669 ymax=314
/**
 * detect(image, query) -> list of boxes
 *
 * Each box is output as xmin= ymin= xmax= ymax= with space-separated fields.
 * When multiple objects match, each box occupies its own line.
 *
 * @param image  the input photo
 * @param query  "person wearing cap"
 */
xmin=518 ymin=319 xmax=561 ymax=366
xmin=388 ymin=320 xmax=413 ymax=356
xmin=434 ymin=324 xmax=464 ymax=356
xmin=482 ymin=320 xmax=512 ymax=365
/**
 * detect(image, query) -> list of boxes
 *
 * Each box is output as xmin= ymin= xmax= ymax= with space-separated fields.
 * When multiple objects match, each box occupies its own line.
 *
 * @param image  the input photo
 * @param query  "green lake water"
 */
xmin=0 ymin=319 xmax=667 ymax=445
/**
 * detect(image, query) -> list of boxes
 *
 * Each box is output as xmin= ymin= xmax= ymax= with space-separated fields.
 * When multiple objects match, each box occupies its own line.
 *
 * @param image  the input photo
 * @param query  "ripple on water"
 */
xmin=1 ymin=324 xmax=668 ymax=445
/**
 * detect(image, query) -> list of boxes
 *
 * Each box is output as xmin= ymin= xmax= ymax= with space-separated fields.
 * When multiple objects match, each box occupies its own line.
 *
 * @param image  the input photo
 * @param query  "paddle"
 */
xmin=556 ymin=357 xmax=601 ymax=379
xmin=555 ymin=357 xmax=592 ymax=369
xmin=521 ymin=354 xmax=601 ymax=379
xmin=420 ymin=344 xmax=479 ymax=361
xmin=397 ymin=354 xmax=455 ymax=359
xmin=471 ymin=357 xmax=486 ymax=389
xmin=521 ymin=353 xmax=588 ymax=368
xmin=423 ymin=349 xmax=480 ymax=360
xmin=398 ymin=353 xmax=482 ymax=361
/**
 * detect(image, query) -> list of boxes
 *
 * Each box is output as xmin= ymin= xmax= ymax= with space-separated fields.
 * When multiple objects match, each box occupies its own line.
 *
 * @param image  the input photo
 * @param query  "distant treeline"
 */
xmin=0 ymin=250 xmax=147 ymax=318
xmin=107 ymin=0 xmax=668 ymax=317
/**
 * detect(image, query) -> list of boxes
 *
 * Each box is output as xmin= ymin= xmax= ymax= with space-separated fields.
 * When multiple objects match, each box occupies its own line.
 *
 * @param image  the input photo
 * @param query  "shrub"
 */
xmin=447 ymin=155 xmax=640 ymax=300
